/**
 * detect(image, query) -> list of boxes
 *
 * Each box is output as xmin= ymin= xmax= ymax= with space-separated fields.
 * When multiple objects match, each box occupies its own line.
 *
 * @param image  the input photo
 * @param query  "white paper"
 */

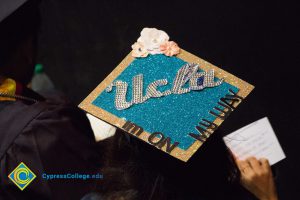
xmin=223 ymin=117 xmax=285 ymax=165
xmin=86 ymin=113 xmax=116 ymax=142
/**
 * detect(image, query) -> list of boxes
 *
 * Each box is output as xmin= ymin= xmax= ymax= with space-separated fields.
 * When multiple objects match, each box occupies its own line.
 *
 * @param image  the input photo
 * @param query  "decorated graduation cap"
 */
xmin=80 ymin=28 xmax=254 ymax=162
xmin=0 ymin=0 xmax=28 ymax=22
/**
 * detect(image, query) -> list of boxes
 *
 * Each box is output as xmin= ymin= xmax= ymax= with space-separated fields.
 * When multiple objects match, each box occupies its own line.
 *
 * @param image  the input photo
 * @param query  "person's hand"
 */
xmin=236 ymin=157 xmax=278 ymax=200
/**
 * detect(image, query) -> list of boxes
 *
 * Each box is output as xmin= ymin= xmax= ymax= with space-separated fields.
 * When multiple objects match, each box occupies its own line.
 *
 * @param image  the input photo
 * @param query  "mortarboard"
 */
xmin=0 ymin=0 xmax=28 ymax=22
xmin=79 ymin=28 xmax=254 ymax=162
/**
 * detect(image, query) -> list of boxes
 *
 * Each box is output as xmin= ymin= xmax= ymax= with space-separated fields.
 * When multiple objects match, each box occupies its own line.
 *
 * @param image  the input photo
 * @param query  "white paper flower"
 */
xmin=137 ymin=28 xmax=170 ymax=54
xmin=131 ymin=42 xmax=149 ymax=57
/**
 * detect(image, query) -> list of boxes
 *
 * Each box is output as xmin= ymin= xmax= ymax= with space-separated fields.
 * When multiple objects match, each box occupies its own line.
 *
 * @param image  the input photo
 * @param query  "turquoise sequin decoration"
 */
xmin=93 ymin=54 xmax=238 ymax=150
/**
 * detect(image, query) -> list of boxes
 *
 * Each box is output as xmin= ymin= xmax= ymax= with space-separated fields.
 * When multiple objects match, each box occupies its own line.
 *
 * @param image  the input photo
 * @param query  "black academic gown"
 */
xmin=0 ymin=90 xmax=102 ymax=200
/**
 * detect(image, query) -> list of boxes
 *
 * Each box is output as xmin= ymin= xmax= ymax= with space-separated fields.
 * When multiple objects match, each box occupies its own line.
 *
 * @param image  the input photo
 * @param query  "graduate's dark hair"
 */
xmin=97 ymin=129 xmax=243 ymax=200
xmin=0 ymin=0 xmax=40 ymax=82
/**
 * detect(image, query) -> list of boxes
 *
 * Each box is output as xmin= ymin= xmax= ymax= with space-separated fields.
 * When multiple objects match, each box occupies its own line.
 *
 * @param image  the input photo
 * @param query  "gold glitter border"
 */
xmin=79 ymin=49 xmax=254 ymax=162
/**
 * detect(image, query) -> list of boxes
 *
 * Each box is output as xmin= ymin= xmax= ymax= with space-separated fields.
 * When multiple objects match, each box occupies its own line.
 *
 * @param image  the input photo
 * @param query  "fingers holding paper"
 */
xmin=236 ymin=157 xmax=278 ymax=200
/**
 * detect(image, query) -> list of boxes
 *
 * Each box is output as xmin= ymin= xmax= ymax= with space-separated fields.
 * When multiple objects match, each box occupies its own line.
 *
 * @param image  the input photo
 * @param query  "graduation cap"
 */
xmin=0 ymin=0 xmax=28 ymax=22
xmin=79 ymin=28 xmax=254 ymax=162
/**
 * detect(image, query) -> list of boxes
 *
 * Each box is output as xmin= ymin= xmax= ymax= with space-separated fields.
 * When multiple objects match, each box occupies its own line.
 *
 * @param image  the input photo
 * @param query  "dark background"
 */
xmin=37 ymin=0 xmax=299 ymax=199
